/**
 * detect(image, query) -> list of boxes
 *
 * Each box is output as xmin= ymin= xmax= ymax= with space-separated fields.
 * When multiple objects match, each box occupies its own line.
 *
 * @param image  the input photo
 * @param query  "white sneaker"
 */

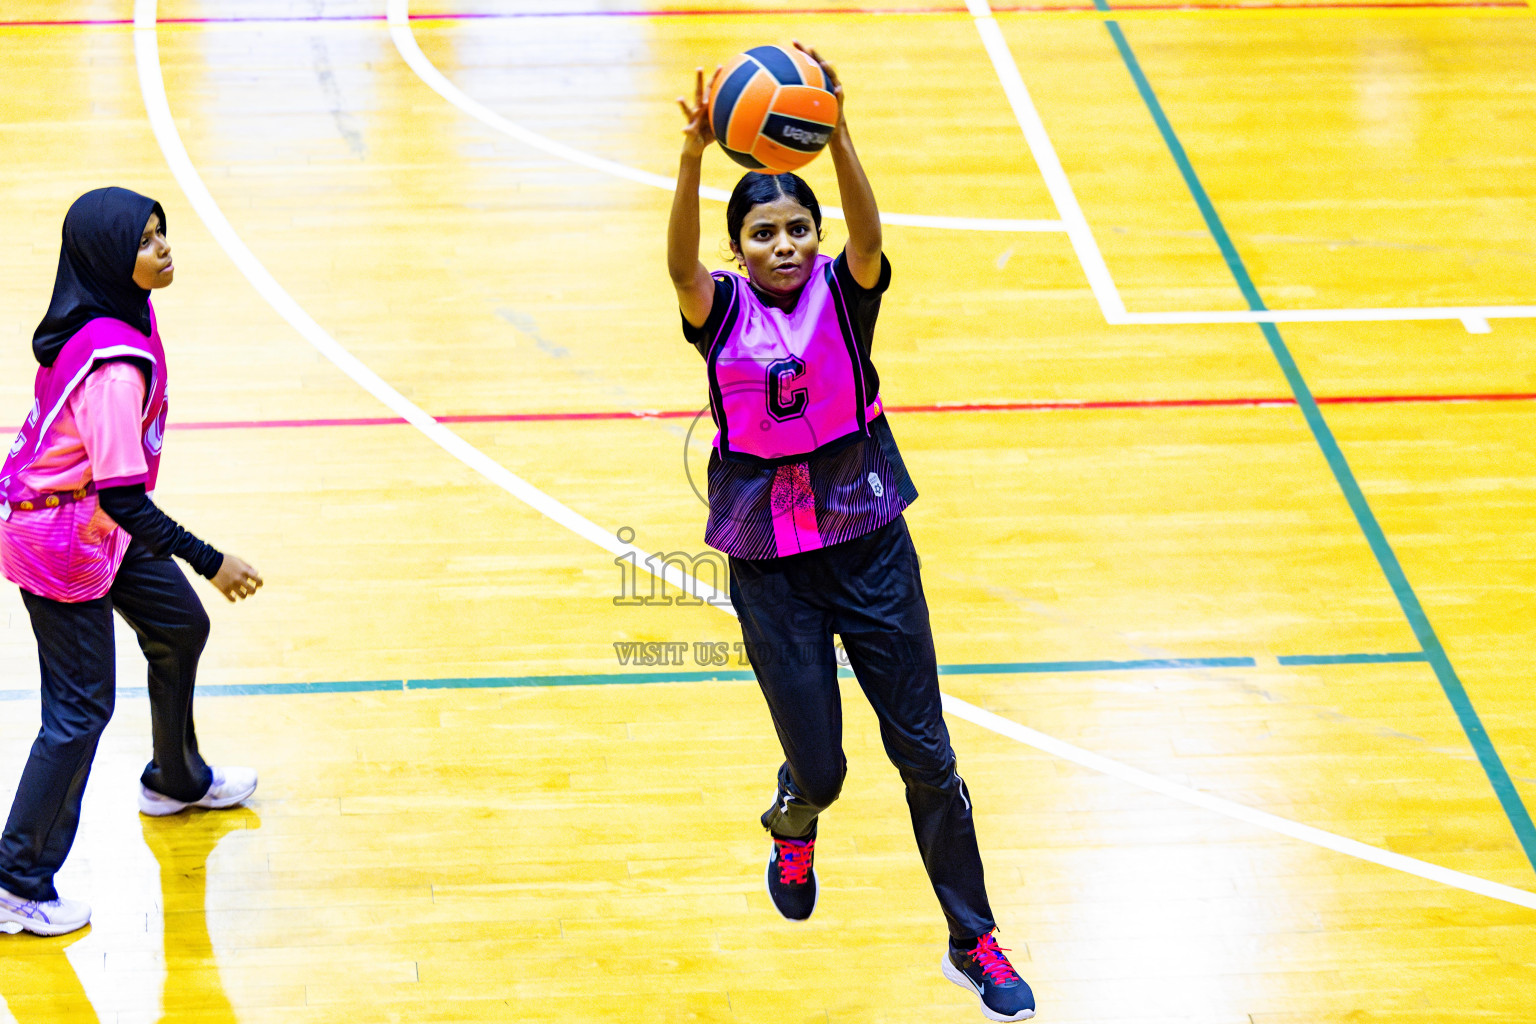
xmin=0 ymin=887 xmax=91 ymax=936
xmin=138 ymin=766 xmax=258 ymax=817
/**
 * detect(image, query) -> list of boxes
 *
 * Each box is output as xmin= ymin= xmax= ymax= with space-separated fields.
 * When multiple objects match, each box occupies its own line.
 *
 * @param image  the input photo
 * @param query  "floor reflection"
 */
xmin=0 ymin=929 xmax=98 ymax=1023
xmin=141 ymin=807 xmax=260 ymax=1024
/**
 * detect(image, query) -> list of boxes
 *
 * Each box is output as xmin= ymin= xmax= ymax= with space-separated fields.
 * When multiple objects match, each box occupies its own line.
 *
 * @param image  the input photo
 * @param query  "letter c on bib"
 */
xmin=766 ymin=356 xmax=808 ymax=421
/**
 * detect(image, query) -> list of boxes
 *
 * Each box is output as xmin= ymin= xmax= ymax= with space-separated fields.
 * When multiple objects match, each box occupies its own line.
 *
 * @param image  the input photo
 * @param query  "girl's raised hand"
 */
xmin=793 ymin=41 xmax=845 ymax=131
xmin=677 ymin=65 xmax=721 ymax=158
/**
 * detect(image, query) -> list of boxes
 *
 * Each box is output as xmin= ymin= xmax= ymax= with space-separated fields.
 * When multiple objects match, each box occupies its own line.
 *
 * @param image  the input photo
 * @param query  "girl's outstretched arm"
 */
xmin=797 ymin=42 xmax=882 ymax=290
xmin=669 ymin=66 xmax=720 ymax=329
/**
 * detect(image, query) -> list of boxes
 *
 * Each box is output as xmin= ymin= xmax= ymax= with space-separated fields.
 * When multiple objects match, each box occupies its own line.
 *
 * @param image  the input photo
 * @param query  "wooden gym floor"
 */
xmin=1 ymin=1 xmax=1534 ymax=1020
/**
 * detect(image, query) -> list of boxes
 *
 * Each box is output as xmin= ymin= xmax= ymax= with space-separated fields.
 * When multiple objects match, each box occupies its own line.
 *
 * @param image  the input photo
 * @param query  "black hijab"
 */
xmin=32 ymin=187 xmax=165 ymax=367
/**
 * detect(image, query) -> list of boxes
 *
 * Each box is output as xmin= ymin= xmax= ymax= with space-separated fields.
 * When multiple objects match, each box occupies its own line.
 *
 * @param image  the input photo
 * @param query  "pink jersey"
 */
xmin=685 ymin=252 xmax=914 ymax=559
xmin=0 ymin=309 xmax=169 ymax=602
xmin=706 ymin=252 xmax=881 ymax=462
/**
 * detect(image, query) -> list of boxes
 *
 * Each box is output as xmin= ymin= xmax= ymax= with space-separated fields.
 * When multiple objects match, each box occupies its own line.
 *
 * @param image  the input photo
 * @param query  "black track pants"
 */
xmin=729 ymin=516 xmax=996 ymax=941
xmin=0 ymin=540 xmax=213 ymax=901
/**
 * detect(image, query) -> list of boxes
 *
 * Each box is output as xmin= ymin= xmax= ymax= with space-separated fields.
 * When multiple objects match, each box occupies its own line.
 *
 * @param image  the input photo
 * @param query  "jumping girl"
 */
xmin=668 ymin=46 xmax=1035 ymax=1022
xmin=0 ymin=187 xmax=263 ymax=938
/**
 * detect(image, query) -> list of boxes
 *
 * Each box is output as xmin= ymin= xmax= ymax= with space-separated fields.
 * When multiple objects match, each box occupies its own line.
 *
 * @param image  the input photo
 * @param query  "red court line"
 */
xmin=2 ymin=1 xmax=1522 ymax=26
xmin=157 ymin=391 xmax=1536 ymax=432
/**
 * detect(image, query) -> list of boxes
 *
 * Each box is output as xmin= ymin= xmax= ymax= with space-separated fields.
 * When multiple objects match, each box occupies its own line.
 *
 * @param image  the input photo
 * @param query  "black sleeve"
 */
xmin=680 ymin=275 xmax=736 ymax=359
xmin=831 ymin=250 xmax=893 ymax=359
xmin=97 ymin=484 xmax=224 ymax=580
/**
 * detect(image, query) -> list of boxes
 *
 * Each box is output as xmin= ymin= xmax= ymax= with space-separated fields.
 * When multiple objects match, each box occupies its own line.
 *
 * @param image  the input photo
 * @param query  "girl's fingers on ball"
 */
xmin=793 ymin=39 xmax=838 ymax=85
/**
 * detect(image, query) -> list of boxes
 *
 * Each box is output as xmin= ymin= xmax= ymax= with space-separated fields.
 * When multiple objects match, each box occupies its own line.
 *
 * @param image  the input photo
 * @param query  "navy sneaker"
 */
xmin=942 ymin=931 xmax=1035 ymax=1021
xmin=765 ymin=834 xmax=817 ymax=921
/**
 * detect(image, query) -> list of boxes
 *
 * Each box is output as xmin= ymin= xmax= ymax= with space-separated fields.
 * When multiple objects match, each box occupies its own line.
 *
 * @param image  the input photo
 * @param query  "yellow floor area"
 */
xmin=1 ymin=1 xmax=1533 ymax=1021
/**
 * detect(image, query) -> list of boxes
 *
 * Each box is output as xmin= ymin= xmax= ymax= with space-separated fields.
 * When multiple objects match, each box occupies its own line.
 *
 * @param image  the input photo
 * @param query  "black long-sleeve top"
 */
xmin=98 ymin=483 xmax=223 ymax=580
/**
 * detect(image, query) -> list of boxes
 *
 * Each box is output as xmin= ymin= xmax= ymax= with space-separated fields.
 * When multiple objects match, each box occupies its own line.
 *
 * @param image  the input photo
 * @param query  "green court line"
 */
xmin=940 ymin=656 xmax=1255 ymax=674
xmin=0 ymin=652 xmax=1421 ymax=701
xmin=0 ymin=680 xmax=409 ymax=701
xmin=1279 ymin=652 xmax=1430 ymax=667
xmin=196 ymin=680 xmax=403 ymax=696
xmin=405 ymin=669 xmax=759 ymax=689
xmin=1094 ymin=3 xmax=1536 ymax=872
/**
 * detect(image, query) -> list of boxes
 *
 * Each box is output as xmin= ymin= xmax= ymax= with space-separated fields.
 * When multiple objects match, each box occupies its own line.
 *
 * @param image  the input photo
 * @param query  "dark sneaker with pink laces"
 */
xmin=765 ymin=834 xmax=817 ymax=921
xmin=943 ymin=931 xmax=1035 ymax=1021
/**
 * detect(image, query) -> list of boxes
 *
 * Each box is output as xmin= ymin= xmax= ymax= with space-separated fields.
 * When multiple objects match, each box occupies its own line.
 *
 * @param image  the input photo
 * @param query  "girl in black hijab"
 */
xmin=32 ymin=187 xmax=165 ymax=366
xmin=0 ymin=188 xmax=264 ymax=937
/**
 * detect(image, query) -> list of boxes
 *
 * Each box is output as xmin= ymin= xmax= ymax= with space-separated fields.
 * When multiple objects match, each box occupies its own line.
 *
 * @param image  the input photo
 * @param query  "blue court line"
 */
xmin=0 ymin=652 xmax=1424 ymax=701
xmin=1093 ymin=3 xmax=1536 ymax=873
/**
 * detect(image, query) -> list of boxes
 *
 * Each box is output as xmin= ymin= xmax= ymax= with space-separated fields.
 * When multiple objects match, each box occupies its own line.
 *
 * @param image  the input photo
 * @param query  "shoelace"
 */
xmin=0 ymin=896 xmax=45 ymax=920
xmin=774 ymin=837 xmax=815 ymax=885
xmin=970 ymin=932 xmax=1021 ymax=986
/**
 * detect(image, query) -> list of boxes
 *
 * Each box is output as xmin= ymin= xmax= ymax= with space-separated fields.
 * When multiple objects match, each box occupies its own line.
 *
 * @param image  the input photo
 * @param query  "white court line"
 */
xmin=963 ymin=0 xmax=1125 ymax=318
xmin=385 ymin=0 xmax=1064 ymax=235
xmin=968 ymin=0 xmax=1535 ymax=332
xmin=1114 ymin=308 xmax=1535 ymax=331
xmin=943 ymin=696 xmax=1536 ymax=910
xmin=131 ymin=0 xmax=727 ymax=613
xmin=393 ymin=0 xmax=1533 ymax=330
xmin=134 ymin=3 xmax=1536 ymax=915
